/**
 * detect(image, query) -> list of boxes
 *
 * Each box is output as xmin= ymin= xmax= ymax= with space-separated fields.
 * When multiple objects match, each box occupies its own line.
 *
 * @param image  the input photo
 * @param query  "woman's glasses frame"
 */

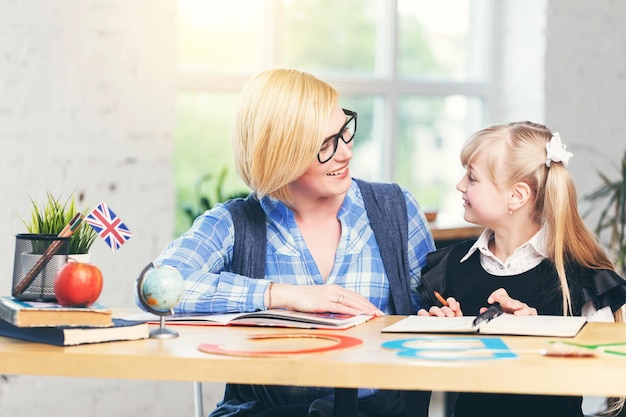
xmin=317 ymin=109 xmax=358 ymax=164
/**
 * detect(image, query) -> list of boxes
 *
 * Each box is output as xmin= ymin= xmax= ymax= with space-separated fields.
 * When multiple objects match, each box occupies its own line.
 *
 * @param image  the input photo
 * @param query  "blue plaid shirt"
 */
xmin=155 ymin=180 xmax=435 ymax=315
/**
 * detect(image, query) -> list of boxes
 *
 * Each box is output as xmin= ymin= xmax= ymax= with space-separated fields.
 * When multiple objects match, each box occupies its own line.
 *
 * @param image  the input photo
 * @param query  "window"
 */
xmin=175 ymin=0 xmax=491 ymax=234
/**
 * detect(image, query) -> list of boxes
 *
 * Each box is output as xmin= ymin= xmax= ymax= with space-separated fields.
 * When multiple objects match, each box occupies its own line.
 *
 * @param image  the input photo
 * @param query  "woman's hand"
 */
xmin=269 ymin=283 xmax=384 ymax=316
xmin=481 ymin=288 xmax=537 ymax=316
xmin=416 ymin=296 xmax=463 ymax=317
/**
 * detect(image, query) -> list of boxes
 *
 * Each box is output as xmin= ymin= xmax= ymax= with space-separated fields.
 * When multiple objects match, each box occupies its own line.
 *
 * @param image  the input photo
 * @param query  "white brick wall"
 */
xmin=0 ymin=0 xmax=176 ymax=307
xmin=0 ymin=1 xmax=224 ymax=416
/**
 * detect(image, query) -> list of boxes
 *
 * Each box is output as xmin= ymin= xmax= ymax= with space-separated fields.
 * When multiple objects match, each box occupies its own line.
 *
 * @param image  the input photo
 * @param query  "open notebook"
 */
xmin=382 ymin=314 xmax=587 ymax=337
xmin=127 ymin=309 xmax=374 ymax=330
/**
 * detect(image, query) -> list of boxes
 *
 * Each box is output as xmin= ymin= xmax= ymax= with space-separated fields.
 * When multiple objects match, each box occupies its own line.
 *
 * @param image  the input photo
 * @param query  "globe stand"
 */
xmin=136 ymin=262 xmax=185 ymax=340
xmin=150 ymin=312 xmax=179 ymax=339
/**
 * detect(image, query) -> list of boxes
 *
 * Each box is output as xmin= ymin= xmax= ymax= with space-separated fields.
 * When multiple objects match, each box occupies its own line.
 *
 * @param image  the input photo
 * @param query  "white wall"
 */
xmin=0 ymin=0 xmax=625 ymax=416
xmin=545 ymin=0 xmax=626 ymax=198
xmin=0 ymin=1 xmax=222 ymax=415
xmin=492 ymin=0 xmax=626 ymax=248
xmin=0 ymin=0 xmax=176 ymax=308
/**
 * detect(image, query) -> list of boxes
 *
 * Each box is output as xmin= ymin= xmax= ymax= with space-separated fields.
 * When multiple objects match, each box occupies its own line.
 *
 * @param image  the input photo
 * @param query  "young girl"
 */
xmin=417 ymin=121 xmax=626 ymax=417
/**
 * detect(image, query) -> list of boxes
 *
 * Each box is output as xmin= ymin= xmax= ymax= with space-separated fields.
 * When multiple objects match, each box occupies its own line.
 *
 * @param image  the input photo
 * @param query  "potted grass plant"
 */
xmin=13 ymin=192 xmax=97 ymax=300
xmin=22 ymin=192 xmax=97 ymax=258
xmin=584 ymin=150 xmax=626 ymax=273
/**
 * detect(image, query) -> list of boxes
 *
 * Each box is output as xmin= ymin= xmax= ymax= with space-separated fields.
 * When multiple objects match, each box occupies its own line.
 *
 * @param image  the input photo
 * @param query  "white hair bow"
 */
xmin=545 ymin=132 xmax=573 ymax=168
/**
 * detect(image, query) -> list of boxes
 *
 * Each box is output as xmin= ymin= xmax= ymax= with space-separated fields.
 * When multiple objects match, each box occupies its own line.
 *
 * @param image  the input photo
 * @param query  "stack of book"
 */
xmin=0 ymin=296 xmax=149 ymax=346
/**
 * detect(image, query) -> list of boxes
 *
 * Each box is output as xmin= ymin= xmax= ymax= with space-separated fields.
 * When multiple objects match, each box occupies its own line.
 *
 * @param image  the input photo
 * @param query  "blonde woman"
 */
xmin=150 ymin=68 xmax=435 ymax=417
xmin=417 ymin=121 xmax=626 ymax=417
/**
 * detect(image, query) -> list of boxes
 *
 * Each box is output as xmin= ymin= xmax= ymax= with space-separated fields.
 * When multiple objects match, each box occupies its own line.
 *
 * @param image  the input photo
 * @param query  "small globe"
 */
xmin=138 ymin=265 xmax=185 ymax=314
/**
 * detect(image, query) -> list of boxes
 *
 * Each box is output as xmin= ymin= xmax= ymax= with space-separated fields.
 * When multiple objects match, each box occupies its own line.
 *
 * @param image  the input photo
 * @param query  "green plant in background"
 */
xmin=181 ymin=167 xmax=249 ymax=228
xmin=584 ymin=150 xmax=626 ymax=272
xmin=22 ymin=192 xmax=98 ymax=255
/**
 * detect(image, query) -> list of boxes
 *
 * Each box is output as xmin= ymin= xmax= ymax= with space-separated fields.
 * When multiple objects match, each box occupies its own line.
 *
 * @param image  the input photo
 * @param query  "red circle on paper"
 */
xmin=198 ymin=333 xmax=362 ymax=357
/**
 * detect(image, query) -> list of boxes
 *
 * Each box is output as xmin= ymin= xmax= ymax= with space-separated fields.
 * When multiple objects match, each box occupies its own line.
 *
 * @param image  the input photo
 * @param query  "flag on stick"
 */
xmin=85 ymin=201 xmax=132 ymax=251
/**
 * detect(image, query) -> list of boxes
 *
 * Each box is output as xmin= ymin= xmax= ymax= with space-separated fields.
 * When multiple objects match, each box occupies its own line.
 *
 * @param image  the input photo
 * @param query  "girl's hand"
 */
xmin=416 ymin=297 xmax=463 ymax=317
xmin=270 ymin=283 xmax=384 ymax=316
xmin=482 ymin=288 xmax=537 ymax=316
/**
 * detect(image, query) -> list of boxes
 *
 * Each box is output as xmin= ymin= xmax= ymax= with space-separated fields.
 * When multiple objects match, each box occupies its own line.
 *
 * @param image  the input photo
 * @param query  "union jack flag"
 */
xmin=85 ymin=201 xmax=133 ymax=251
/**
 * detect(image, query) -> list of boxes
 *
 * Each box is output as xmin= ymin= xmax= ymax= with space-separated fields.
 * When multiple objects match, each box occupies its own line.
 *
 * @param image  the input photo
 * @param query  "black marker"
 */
xmin=472 ymin=302 xmax=504 ymax=327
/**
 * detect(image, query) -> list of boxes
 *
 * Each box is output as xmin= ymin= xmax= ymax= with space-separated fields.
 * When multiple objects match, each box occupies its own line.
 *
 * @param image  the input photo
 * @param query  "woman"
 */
xmin=150 ymin=68 xmax=436 ymax=417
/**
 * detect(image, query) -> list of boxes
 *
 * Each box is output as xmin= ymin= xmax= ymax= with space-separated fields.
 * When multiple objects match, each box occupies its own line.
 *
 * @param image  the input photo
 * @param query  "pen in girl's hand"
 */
xmin=434 ymin=291 xmax=449 ymax=307
xmin=472 ymin=302 xmax=504 ymax=327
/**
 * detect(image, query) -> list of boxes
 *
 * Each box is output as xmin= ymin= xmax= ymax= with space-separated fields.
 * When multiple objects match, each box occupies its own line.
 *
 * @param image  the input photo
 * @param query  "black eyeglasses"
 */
xmin=317 ymin=109 xmax=358 ymax=164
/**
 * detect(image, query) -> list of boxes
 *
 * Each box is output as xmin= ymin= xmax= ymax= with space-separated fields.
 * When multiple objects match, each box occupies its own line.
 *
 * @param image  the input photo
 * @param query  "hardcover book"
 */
xmin=0 ymin=296 xmax=113 ymax=328
xmin=127 ymin=309 xmax=374 ymax=330
xmin=0 ymin=318 xmax=149 ymax=346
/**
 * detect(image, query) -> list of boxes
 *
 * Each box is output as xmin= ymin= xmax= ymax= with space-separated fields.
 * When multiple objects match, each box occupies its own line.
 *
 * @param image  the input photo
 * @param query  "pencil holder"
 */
xmin=12 ymin=234 xmax=70 ymax=301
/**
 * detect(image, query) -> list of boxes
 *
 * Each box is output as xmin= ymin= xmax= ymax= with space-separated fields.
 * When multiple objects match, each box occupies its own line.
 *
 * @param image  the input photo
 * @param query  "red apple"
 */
xmin=54 ymin=262 xmax=103 ymax=307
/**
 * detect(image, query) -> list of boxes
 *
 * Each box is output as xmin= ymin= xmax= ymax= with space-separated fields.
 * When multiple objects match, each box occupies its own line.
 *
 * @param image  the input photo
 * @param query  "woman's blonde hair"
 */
xmin=461 ymin=121 xmax=619 ymax=318
xmin=232 ymin=68 xmax=338 ymax=204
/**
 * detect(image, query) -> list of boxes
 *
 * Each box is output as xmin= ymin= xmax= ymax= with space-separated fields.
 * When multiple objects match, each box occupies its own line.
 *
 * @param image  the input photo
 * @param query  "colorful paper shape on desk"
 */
xmin=85 ymin=201 xmax=132 ymax=251
xmin=541 ymin=341 xmax=597 ymax=358
xmin=198 ymin=333 xmax=362 ymax=357
xmin=382 ymin=336 xmax=518 ymax=361
xmin=557 ymin=340 xmax=626 ymax=357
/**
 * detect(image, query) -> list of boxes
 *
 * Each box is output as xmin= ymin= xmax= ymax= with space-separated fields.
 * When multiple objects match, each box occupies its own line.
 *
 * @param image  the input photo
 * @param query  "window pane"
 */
xmin=278 ymin=0 xmax=383 ymax=76
xmin=396 ymin=96 xmax=484 ymax=220
xmin=340 ymin=95 xmax=383 ymax=181
xmin=175 ymin=0 xmax=492 ymax=227
xmin=398 ymin=0 xmax=489 ymax=81
xmin=174 ymin=93 xmax=248 ymax=235
xmin=177 ymin=0 xmax=262 ymax=71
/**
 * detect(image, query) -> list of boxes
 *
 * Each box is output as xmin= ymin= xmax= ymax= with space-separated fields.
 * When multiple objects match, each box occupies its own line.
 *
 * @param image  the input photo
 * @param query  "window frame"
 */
xmin=175 ymin=0 xmax=493 ymax=183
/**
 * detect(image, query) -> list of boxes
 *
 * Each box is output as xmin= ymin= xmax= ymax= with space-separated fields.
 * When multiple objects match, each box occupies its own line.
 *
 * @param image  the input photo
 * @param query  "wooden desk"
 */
xmin=1 ymin=316 xmax=626 ymax=398
xmin=430 ymin=223 xmax=483 ymax=242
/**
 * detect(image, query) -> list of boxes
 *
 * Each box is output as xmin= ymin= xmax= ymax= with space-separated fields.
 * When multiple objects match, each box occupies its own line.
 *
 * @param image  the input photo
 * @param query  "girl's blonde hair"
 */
xmin=461 ymin=121 xmax=619 ymax=319
xmin=232 ymin=68 xmax=338 ymax=204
